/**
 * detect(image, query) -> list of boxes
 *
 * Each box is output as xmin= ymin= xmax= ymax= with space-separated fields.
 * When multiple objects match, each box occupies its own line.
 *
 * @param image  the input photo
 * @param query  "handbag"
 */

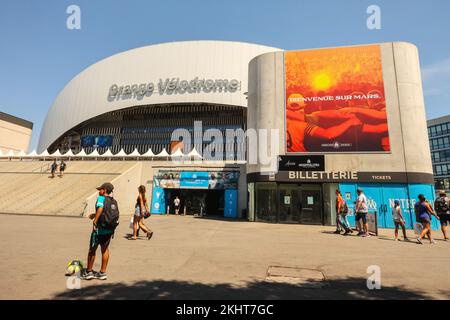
xmin=414 ymin=222 xmax=424 ymax=235
xmin=143 ymin=211 xmax=151 ymax=219
xmin=129 ymin=216 xmax=134 ymax=229
xmin=143 ymin=204 xmax=151 ymax=219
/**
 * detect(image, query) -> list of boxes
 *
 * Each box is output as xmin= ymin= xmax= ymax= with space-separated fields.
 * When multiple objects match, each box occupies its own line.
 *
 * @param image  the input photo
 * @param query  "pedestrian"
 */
xmin=82 ymin=182 xmax=119 ymax=280
xmin=415 ymin=194 xmax=440 ymax=245
xmin=392 ymin=200 xmax=408 ymax=241
xmin=59 ymin=160 xmax=66 ymax=178
xmin=355 ymin=188 xmax=370 ymax=237
xmin=434 ymin=190 xmax=450 ymax=241
xmin=50 ymin=160 xmax=57 ymax=178
xmin=174 ymin=196 xmax=181 ymax=215
xmin=129 ymin=185 xmax=153 ymax=240
xmin=334 ymin=190 xmax=352 ymax=235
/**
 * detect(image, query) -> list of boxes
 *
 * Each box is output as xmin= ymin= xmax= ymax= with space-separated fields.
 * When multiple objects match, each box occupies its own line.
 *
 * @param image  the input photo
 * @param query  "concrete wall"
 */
xmin=83 ymin=162 xmax=143 ymax=217
xmin=247 ymin=42 xmax=432 ymax=177
xmin=0 ymin=119 xmax=32 ymax=154
xmin=323 ymin=183 xmax=339 ymax=226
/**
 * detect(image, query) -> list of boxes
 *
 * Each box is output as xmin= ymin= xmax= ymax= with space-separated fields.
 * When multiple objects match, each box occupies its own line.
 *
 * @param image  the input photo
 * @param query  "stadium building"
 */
xmin=32 ymin=40 xmax=436 ymax=229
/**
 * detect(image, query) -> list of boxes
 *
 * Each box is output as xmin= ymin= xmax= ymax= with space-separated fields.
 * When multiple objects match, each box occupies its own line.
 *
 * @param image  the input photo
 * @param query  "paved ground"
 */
xmin=0 ymin=214 xmax=449 ymax=300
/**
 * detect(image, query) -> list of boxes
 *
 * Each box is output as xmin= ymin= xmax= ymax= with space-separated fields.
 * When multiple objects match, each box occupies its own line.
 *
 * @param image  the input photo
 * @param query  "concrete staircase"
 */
xmin=0 ymin=160 xmax=137 ymax=217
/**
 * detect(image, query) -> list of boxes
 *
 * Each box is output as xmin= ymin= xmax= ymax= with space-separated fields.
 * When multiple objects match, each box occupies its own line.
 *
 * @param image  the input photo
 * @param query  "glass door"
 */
xmin=278 ymin=184 xmax=301 ymax=223
xmin=255 ymin=182 xmax=277 ymax=223
xmin=299 ymin=184 xmax=323 ymax=225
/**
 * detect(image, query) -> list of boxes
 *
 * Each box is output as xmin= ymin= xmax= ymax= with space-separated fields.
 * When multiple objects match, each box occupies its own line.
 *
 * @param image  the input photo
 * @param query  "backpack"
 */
xmin=434 ymin=197 xmax=449 ymax=214
xmin=341 ymin=201 xmax=349 ymax=214
xmin=100 ymin=196 xmax=120 ymax=231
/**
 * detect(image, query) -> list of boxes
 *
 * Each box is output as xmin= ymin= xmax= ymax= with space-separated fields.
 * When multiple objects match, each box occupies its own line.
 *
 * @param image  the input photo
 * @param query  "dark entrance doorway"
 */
xmin=165 ymin=189 xmax=224 ymax=216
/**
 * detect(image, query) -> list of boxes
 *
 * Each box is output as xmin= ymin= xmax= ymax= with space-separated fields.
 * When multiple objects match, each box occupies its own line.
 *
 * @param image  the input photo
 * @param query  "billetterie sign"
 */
xmin=108 ymin=77 xmax=241 ymax=100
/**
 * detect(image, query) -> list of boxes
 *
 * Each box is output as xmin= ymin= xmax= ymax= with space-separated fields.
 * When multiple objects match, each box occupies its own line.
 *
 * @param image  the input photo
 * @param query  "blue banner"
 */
xmin=224 ymin=189 xmax=238 ymax=218
xmin=339 ymin=183 xmax=438 ymax=230
xmin=180 ymin=172 xmax=209 ymax=188
xmin=151 ymin=187 xmax=166 ymax=214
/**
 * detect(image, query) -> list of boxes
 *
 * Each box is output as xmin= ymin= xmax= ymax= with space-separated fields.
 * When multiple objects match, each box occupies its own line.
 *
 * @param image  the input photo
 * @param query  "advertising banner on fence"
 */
xmin=285 ymin=45 xmax=390 ymax=153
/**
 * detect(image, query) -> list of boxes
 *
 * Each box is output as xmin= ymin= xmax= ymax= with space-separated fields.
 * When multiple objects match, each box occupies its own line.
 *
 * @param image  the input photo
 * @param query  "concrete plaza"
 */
xmin=0 ymin=214 xmax=449 ymax=300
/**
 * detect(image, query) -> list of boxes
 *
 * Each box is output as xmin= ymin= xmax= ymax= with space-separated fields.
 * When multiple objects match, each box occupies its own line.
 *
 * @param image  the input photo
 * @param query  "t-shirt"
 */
xmin=95 ymin=195 xmax=112 ymax=235
xmin=336 ymin=195 xmax=345 ymax=212
xmin=96 ymin=195 xmax=105 ymax=210
xmin=392 ymin=207 xmax=402 ymax=221
xmin=357 ymin=194 xmax=368 ymax=213
xmin=174 ymin=199 xmax=180 ymax=206
xmin=435 ymin=196 xmax=449 ymax=214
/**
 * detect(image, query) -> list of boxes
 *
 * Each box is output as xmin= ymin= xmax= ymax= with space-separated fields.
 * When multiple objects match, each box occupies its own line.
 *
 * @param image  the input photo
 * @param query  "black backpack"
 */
xmin=435 ymin=197 xmax=449 ymax=214
xmin=100 ymin=196 xmax=120 ymax=231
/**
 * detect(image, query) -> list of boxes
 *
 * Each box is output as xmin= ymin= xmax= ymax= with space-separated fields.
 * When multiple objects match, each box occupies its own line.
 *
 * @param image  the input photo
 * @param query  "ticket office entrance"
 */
xmin=255 ymin=182 xmax=323 ymax=224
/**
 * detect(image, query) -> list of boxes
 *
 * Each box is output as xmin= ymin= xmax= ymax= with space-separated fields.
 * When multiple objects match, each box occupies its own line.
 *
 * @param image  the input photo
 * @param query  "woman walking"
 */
xmin=392 ymin=200 xmax=408 ymax=241
xmin=415 ymin=194 xmax=439 ymax=244
xmin=129 ymin=185 xmax=153 ymax=240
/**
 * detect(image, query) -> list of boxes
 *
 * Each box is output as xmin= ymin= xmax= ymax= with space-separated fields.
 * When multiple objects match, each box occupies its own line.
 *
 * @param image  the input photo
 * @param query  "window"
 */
xmin=431 ymin=126 xmax=437 ymax=136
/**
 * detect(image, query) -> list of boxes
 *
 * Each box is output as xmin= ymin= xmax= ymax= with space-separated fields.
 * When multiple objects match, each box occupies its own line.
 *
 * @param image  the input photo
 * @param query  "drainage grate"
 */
xmin=265 ymin=266 xmax=327 ymax=288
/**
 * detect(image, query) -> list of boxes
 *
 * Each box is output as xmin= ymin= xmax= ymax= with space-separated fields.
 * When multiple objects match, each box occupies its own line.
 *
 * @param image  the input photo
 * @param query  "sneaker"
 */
xmin=404 ymin=238 xmax=409 ymax=242
xmin=81 ymin=269 xmax=95 ymax=280
xmin=94 ymin=271 xmax=107 ymax=280
xmin=417 ymin=238 xmax=423 ymax=245
xmin=357 ymin=231 xmax=365 ymax=236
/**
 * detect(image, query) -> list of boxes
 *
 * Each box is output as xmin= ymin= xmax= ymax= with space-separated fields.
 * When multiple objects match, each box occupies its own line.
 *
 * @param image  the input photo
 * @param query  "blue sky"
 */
xmin=1 ymin=0 xmax=449 ymax=151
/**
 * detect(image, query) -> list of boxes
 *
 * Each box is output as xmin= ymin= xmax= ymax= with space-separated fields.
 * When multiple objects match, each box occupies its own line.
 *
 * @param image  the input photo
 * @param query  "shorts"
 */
xmin=134 ymin=206 xmax=142 ymax=217
xmin=438 ymin=214 xmax=450 ymax=226
xmin=394 ymin=220 xmax=404 ymax=227
xmin=418 ymin=216 xmax=430 ymax=224
xmin=174 ymin=205 xmax=180 ymax=210
xmin=89 ymin=230 xmax=112 ymax=253
xmin=355 ymin=212 xmax=367 ymax=224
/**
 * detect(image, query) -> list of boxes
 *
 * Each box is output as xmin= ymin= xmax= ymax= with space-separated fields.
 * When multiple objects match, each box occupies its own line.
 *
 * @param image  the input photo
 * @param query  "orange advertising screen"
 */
xmin=285 ymin=45 xmax=390 ymax=153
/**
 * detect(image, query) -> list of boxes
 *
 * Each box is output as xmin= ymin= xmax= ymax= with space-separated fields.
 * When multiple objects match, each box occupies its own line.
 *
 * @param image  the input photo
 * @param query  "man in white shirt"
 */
xmin=355 ymin=188 xmax=370 ymax=237
xmin=174 ymin=196 xmax=181 ymax=215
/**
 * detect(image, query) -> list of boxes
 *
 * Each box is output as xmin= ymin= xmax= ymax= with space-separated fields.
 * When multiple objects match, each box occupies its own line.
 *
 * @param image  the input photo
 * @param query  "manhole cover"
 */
xmin=265 ymin=266 xmax=326 ymax=288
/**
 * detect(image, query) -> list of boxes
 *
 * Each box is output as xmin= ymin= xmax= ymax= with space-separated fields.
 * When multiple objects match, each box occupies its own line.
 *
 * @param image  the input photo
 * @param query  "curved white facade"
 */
xmin=38 ymin=41 xmax=281 ymax=152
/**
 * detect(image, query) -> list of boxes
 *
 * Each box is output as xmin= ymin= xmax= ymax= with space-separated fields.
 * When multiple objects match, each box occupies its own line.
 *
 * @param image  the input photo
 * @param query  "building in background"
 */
xmin=428 ymin=115 xmax=450 ymax=193
xmin=0 ymin=111 xmax=33 ymax=154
